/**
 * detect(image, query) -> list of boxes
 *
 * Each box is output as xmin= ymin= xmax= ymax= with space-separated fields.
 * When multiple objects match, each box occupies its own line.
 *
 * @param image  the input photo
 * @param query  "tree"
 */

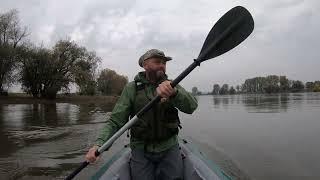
xmin=242 ymin=77 xmax=265 ymax=93
xmin=212 ymin=84 xmax=220 ymax=95
xmin=229 ymin=86 xmax=236 ymax=94
xmin=236 ymin=85 xmax=241 ymax=93
xmin=219 ymin=84 xmax=229 ymax=95
xmin=19 ymin=40 xmax=100 ymax=98
xmin=280 ymin=76 xmax=289 ymax=92
xmin=305 ymin=82 xmax=314 ymax=91
xmin=313 ymin=81 xmax=320 ymax=92
xmin=72 ymin=51 xmax=101 ymax=95
xmin=290 ymin=80 xmax=304 ymax=92
xmin=18 ymin=45 xmax=51 ymax=97
xmin=263 ymin=75 xmax=280 ymax=93
xmin=0 ymin=9 xmax=28 ymax=92
xmin=97 ymin=68 xmax=128 ymax=95
xmin=0 ymin=44 xmax=16 ymax=92
xmin=191 ymin=86 xmax=199 ymax=96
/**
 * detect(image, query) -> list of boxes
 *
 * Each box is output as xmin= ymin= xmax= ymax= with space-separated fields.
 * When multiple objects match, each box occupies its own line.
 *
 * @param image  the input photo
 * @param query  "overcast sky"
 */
xmin=1 ymin=0 xmax=319 ymax=92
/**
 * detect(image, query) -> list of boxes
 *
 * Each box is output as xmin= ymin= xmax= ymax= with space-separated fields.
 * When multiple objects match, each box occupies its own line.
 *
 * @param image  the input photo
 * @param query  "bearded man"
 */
xmin=85 ymin=49 xmax=198 ymax=180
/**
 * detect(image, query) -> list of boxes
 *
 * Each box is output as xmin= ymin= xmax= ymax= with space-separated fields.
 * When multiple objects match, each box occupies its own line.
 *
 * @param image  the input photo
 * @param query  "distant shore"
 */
xmin=0 ymin=93 xmax=119 ymax=105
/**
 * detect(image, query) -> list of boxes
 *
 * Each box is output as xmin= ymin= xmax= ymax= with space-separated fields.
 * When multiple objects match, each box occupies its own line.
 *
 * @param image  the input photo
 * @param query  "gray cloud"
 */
xmin=1 ymin=0 xmax=319 ymax=92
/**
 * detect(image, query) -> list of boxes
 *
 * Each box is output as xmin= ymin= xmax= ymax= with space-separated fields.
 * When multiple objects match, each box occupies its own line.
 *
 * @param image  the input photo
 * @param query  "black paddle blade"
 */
xmin=197 ymin=6 xmax=254 ymax=62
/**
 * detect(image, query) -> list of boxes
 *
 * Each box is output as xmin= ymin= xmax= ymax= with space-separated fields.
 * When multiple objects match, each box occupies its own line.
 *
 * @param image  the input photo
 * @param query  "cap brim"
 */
xmin=165 ymin=56 xmax=172 ymax=61
xmin=139 ymin=55 xmax=172 ymax=67
xmin=152 ymin=55 xmax=172 ymax=61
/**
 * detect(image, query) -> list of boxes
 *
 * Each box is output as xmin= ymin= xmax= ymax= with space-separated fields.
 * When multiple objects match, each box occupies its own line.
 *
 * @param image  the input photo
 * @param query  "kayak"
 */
xmin=91 ymin=138 xmax=232 ymax=180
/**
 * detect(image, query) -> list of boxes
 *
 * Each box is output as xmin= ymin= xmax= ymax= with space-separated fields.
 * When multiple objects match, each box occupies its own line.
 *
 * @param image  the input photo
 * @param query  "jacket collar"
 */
xmin=134 ymin=71 xmax=168 ymax=85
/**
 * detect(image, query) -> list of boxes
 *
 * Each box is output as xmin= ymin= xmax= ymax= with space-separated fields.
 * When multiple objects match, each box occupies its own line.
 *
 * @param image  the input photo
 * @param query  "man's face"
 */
xmin=143 ymin=57 xmax=167 ymax=81
xmin=143 ymin=57 xmax=166 ymax=73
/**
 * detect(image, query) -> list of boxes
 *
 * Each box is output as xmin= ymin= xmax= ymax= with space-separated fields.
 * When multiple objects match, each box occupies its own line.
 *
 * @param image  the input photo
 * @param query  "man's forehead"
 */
xmin=145 ymin=57 xmax=167 ymax=63
xmin=148 ymin=57 xmax=166 ymax=61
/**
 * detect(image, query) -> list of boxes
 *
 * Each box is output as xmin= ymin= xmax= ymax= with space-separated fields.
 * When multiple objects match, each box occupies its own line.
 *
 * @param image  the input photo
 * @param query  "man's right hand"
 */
xmin=85 ymin=145 xmax=100 ymax=163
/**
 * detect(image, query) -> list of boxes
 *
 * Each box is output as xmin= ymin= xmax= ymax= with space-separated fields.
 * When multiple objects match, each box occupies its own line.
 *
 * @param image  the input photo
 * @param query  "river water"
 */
xmin=0 ymin=92 xmax=320 ymax=180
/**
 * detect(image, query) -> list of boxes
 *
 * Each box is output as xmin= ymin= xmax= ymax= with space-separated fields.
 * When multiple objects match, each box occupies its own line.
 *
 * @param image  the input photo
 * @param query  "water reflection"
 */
xmin=33 ymin=103 xmax=58 ymax=127
xmin=0 ymin=102 xmax=114 ymax=179
xmin=1 ymin=93 xmax=319 ymax=179
xmin=212 ymin=94 xmax=292 ymax=113
xmin=206 ymin=93 xmax=320 ymax=180
xmin=0 ymin=103 xmax=108 ymax=158
xmin=243 ymin=94 xmax=290 ymax=113
xmin=1 ymin=104 xmax=60 ymax=129
xmin=0 ymin=105 xmax=17 ymax=157
xmin=212 ymin=95 xmax=230 ymax=109
xmin=0 ymin=103 xmax=110 ymax=130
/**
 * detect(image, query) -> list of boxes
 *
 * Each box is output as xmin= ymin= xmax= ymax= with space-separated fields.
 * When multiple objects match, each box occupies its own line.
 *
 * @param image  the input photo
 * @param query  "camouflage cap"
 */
xmin=138 ymin=49 xmax=172 ymax=67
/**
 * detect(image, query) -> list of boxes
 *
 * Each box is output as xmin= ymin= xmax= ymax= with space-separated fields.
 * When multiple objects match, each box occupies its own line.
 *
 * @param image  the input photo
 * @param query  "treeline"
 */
xmin=192 ymin=75 xmax=320 ymax=95
xmin=0 ymin=9 xmax=128 ymax=99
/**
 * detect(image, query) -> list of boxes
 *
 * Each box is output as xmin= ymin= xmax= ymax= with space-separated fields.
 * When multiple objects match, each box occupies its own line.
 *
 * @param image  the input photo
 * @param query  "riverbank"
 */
xmin=0 ymin=93 xmax=119 ymax=105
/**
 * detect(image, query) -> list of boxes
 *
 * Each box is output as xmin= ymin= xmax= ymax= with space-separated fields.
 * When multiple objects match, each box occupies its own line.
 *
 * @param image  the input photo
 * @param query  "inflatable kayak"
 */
xmin=91 ymin=138 xmax=232 ymax=180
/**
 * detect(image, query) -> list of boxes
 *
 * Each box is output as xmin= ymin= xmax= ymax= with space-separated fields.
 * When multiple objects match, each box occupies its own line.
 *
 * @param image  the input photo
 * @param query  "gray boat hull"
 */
xmin=92 ymin=138 xmax=232 ymax=180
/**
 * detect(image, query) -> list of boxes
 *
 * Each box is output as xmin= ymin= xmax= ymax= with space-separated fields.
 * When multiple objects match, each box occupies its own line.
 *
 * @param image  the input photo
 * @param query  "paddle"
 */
xmin=65 ymin=6 xmax=254 ymax=180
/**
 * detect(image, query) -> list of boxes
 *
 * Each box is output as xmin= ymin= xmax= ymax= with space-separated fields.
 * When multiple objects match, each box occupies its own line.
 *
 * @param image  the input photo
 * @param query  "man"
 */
xmin=85 ymin=49 xmax=198 ymax=180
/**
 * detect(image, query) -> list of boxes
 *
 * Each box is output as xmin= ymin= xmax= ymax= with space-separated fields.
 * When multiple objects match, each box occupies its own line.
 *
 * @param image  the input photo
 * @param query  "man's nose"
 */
xmin=159 ymin=63 xmax=166 ymax=69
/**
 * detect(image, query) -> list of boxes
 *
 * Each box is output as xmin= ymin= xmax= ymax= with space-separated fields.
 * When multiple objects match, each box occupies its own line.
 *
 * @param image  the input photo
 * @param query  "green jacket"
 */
xmin=96 ymin=72 xmax=198 ymax=152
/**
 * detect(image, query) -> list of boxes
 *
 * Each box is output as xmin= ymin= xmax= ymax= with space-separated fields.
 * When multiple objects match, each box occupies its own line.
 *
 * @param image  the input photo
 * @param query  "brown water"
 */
xmin=0 ymin=92 xmax=320 ymax=180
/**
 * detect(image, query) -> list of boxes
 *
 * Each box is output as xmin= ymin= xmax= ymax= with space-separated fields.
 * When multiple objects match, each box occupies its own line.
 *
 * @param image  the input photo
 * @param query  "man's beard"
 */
xmin=146 ymin=70 xmax=166 ymax=83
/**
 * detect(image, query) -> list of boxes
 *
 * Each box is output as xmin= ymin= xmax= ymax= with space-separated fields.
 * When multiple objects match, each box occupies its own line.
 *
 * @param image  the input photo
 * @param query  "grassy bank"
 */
xmin=0 ymin=93 xmax=119 ymax=105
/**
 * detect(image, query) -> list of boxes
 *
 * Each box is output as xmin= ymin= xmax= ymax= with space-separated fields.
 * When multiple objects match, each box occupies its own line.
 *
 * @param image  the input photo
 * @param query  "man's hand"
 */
xmin=85 ymin=145 xmax=100 ymax=163
xmin=156 ymin=80 xmax=177 ymax=101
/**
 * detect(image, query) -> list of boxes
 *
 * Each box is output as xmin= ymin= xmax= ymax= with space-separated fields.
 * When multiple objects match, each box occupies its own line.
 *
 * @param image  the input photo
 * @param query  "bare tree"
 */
xmin=0 ymin=9 xmax=28 ymax=92
xmin=19 ymin=40 xmax=101 ymax=98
